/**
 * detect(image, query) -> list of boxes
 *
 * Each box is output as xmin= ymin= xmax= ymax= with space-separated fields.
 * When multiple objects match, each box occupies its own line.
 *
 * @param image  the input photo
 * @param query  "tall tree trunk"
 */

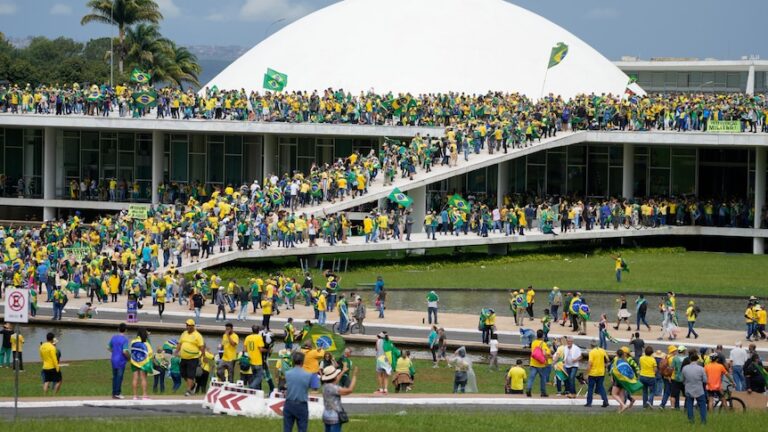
xmin=118 ymin=26 xmax=125 ymax=74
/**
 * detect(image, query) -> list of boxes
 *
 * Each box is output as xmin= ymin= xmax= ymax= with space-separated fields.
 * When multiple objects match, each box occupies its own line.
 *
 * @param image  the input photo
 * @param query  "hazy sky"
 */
xmin=1 ymin=0 xmax=766 ymax=60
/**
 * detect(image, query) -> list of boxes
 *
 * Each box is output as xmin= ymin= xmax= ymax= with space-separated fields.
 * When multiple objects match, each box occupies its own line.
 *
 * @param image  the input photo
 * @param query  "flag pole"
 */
xmin=540 ymin=66 xmax=550 ymax=100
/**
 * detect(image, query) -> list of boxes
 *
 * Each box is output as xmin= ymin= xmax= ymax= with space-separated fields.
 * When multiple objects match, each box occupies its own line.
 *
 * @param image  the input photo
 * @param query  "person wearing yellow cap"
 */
xmin=685 ymin=301 xmax=700 ymax=339
xmin=174 ymin=319 xmax=205 ymax=396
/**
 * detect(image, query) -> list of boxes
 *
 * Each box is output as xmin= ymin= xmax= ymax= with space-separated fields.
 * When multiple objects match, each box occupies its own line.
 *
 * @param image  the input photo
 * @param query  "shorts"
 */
xmin=706 ymin=390 xmax=722 ymax=398
xmin=42 ymin=368 xmax=62 ymax=383
xmin=670 ymin=381 xmax=684 ymax=399
xmin=180 ymin=358 xmax=200 ymax=380
xmin=190 ymin=249 xmax=199 ymax=257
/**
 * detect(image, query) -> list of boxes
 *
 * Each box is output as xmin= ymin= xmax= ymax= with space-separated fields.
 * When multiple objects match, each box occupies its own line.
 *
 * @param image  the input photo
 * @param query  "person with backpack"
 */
xmin=525 ymin=329 xmax=552 ymax=397
xmin=685 ymin=301 xmax=700 ymax=339
xmin=635 ymin=294 xmax=651 ymax=332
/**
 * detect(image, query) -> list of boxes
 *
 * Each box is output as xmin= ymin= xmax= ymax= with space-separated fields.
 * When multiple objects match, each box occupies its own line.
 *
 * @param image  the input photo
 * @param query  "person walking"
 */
xmin=681 ymin=352 xmax=708 ymax=424
xmin=559 ymin=336 xmax=581 ymax=398
xmin=217 ymin=323 xmax=239 ymax=382
xmin=107 ymin=323 xmax=130 ymax=399
xmin=283 ymin=351 xmax=321 ymax=432
xmin=428 ymin=325 xmax=439 ymax=368
xmin=729 ymin=341 xmax=748 ymax=391
xmin=525 ymin=330 xmax=552 ymax=397
xmin=584 ymin=340 xmax=609 ymax=408
xmin=685 ymin=301 xmax=699 ymax=339
xmin=244 ymin=325 xmax=267 ymax=390
xmin=635 ymin=294 xmax=651 ymax=332
xmin=156 ymin=283 xmax=166 ymax=320
xmin=321 ymin=364 xmax=358 ymax=432
xmin=40 ymin=332 xmax=61 ymax=396
xmin=638 ymin=346 xmax=658 ymax=408
xmin=175 ymin=319 xmax=205 ymax=397
xmin=426 ymin=290 xmax=439 ymax=324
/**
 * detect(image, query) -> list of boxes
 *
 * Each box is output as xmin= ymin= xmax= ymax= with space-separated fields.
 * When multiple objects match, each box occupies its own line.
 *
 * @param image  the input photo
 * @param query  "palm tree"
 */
xmin=166 ymin=42 xmax=201 ymax=89
xmin=81 ymin=0 xmax=163 ymax=74
xmin=125 ymin=23 xmax=168 ymax=72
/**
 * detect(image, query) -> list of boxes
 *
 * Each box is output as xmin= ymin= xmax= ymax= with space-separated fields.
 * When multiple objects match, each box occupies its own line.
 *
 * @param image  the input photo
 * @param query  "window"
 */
xmin=170 ymin=135 xmax=188 ymax=182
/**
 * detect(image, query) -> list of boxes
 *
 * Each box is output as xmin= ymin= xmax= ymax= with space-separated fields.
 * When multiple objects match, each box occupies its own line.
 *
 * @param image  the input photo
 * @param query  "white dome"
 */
xmin=206 ymin=0 xmax=635 ymax=98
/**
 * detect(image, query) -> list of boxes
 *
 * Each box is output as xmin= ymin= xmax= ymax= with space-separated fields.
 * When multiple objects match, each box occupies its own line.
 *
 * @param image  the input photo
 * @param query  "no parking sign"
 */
xmin=4 ymin=288 xmax=29 ymax=323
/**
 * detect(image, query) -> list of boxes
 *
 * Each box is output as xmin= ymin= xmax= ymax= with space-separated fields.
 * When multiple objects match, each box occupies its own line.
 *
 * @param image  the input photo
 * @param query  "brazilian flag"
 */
xmin=132 ymin=90 xmax=158 ymax=108
xmin=447 ymin=194 xmax=470 ymax=213
xmin=310 ymin=182 xmax=322 ymax=198
xmin=86 ymin=89 xmax=102 ymax=102
xmin=130 ymin=68 xmax=152 ymax=84
xmin=548 ymin=42 xmax=569 ymax=69
xmin=129 ymin=338 xmax=155 ymax=373
xmin=301 ymin=324 xmax=345 ymax=354
xmin=578 ymin=303 xmax=591 ymax=321
xmin=263 ymin=68 xmax=288 ymax=91
xmin=270 ymin=189 xmax=284 ymax=205
xmin=388 ymin=187 xmax=413 ymax=208
xmin=611 ymin=358 xmax=643 ymax=393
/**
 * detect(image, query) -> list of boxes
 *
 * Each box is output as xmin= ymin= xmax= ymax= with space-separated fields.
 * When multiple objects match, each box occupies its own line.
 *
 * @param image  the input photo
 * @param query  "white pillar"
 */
xmin=497 ymin=161 xmax=509 ymax=208
xmin=263 ymin=135 xmax=277 ymax=178
xmin=151 ymin=130 xmax=163 ymax=205
xmin=746 ymin=65 xmax=756 ymax=96
xmin=410 ymin=185 xmax=427 ymax=234
xmin=755 ymin=146 xmax=766 ymax=254
xmin=43 ymin=127 xmax=56 ymax=220
xmin=622 ymin=143 xmax=634 ymax=199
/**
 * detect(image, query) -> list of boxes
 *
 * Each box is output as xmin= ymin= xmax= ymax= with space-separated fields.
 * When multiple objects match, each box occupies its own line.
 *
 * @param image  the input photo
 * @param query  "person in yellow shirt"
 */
xmin=243 ymin=325 xmax=266 ymax=390
xmin=505 ymin=359 xmax=527 ymax=394
xmin=301 ymin=340 xmax=325 ymax=374
xmin=526 ymin=329 xmax=552 ymax=397
xmin=755 ymin=305 xmax=767 ymax=340
xmin=156 ymin=284 xmax=167 ymax=320
xmin=196 ymin=350 xmax=215 ymax=394
xmin=685 ymin=301 xmax=699 ymax=339
xmin=175 ymin=319 xmax=205 ymax=396
xmin=217 ymin=323 xmax=240 ymax=382
xmin=585 ymin=341 xmax=609 ymax=407
xmin=10 ymin=331 xmax=24 ymax=371
xmin=40 ymin=332 xmax=61 ymax=395
xmin=638 ymin=346 xmax=658 ymax=408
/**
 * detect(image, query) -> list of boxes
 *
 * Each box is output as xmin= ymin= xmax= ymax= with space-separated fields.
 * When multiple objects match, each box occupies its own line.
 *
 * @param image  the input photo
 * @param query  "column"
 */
xmin=263 ymin=135 xmax=277 ymax=177
xmin=622 ymin=143 xmax=634 ymax=199
xmin=497 ymin=161 xmax=509 ymax=208
xmin=754 ymin=146 xmax=765 ymax=255
xmin=151 ymin=130 xmax=163 ymax=205
xmin=410 ymin=185 xmax=426 ymax=233
xmin=746 ymin=65 xmax=756 ymax=96
xmin=43 ymin=127 xmax=57 ymax=221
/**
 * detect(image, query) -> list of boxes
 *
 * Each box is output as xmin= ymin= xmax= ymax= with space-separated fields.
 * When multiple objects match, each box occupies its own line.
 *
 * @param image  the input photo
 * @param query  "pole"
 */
xmin=110 ymin=3 xmax=114 ymax=88
xmin=539 ymin=67 xmax=550 ymax=100
xmin=13 ymin=324 xmax=20 ymax=422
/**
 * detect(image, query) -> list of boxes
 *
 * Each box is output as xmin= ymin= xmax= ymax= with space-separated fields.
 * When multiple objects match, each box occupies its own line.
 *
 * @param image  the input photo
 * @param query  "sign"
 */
xmin=62 ymin=247 xmax=93 ymax=261
xmin=128 ymin=205 xmax=149 ymax=220
xmin=708 ymin=120 xmax=741 ymax=133
xmin=5 ymin=288 xmax=29 ymax=323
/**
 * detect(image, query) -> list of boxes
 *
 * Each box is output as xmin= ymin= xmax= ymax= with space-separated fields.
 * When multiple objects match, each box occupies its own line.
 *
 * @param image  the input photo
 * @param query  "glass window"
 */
xmin=81 ymin=150 xmax=99 ymax=180
xmin=5 ymin=147 xmax=22 ymax=179
xmin=63 ymin=133 xmax=79 ymax=179
xmin=677 ymin=73 xmax=689 ymax=88
xmin=190 ymin=135 xmax=205 ymax=153
xmin=672 ymin=148 xmax=696 ymax=157
xmin=171 ymin=140 xmax=188 ymax=182
xmin=566 ymin=166 xmax=585 ymax=196
xmin=652 ymin=72 xmax=665 ymax=88
xmin=587 ymin=151 xmax=608 ymax=197
xmin=634 ymin=157 xmax=648 ymax=197
xmin=335 ymin=139 xmax=352 ymax=159
xmin=208 ymin=142 xmax=224 ymax=184
xmin=609 ymin=167 xmax=623 ymax=198
xmin=528 ymin=151 xmax=545 ymax=165
xmin=567 ymin=145 xmax=586 ymax=165
xmin=81 ymin=131 xmax=99 ymax=150
xmin=714 ymin=72 xmax=727 ymax=86
xmin=135 ymin=139 xmax=152 ymax=180
xmin=225 ymin=135 xmax=243 ymax=155
xmin=316 ymin=144 xmax=333 ymax=165
xmin=189 ymin=154 xmax=206 ymax=184
xmin=650 ymin=147 xmax=670 ymax=167
xmin=526 ymin=165 xmax=545 ymax=195
xmin=513 ymin=158 xmax=525 ymax=193
xmin=546 ymin=151 xmax=566 ymax=195
xmin=671 ymin=156 xmax=696 ymax=195
xmin=118 ymin=152 xmax=134 ymax=181
xmin=118 ymin=133 xmax=134 ymax=151
xmin=649 ymin=168 xmax=670 ymax=196
xmin=100 ymin=134 xmax=117 ymax=179
xmin=298 ymin=138 xmax=314 ymax=157
xmin=609 ymin=146 xmax=623 ymax=166
xmin=224 ymin=155 xmax=242 ymax=185
xmin=467 ymin=168 xmax=487 ymax=193
xmin=279 ymin=143 xmax=296 ymax=175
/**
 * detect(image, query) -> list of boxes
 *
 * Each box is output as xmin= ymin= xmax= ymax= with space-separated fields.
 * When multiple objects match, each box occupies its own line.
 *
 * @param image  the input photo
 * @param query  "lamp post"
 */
xmin=109 ymin=1 xmax=114 ymax=88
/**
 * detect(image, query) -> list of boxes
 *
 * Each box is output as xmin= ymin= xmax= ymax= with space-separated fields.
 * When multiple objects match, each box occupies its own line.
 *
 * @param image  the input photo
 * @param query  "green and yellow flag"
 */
xmin=130 ymin=68 xmax=152 ymax=84
xmin=548 ymin=42 xmax=569 ymax=69
xmin=132 ymin=90 xmax=158 ymax=108
xmin=85 ymin=89 xmax=102 ymax=102
xmin=388 ymin=187 xmax=413 ymax=208
xmin=263 ymin=68 xmax=288 ymax=91
xmin=447 ymin=194 xmax=470 ymax=213
xmin=301 ymin=324 xmax=345 ymax=354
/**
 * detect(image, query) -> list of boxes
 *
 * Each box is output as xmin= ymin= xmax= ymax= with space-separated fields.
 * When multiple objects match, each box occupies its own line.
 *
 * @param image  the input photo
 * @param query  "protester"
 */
xmin=321 ymin=364 xmax=358 ymax=432
xmin=284 ymin=351 xmax=321 ymax=432
xmin=217 ymin=323 xmax=239 ymax=382
xmin=525 ymin=329 xmax=552 ymax=398
xmin=40 ymin=332 xmax=61 ymax=396
xmin=505 ymin=359 xmax=527 ymax=394
xmin=127 ymin=328 xmax=153 ymax=400
xmin=584 ymin=339 xmax=609 ymax=408
xmin=107 ymin=323 xmax=130 ymax=399
xmin=175 ymin=319 xmax=205 ymax=396
xmin=681 ymin=352 xmax=708 ymax=424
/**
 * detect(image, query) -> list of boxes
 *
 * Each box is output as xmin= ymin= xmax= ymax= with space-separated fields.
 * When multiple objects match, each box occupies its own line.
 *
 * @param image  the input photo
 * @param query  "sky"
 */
xmin=0 ymin=0 xmax=766 ymax=60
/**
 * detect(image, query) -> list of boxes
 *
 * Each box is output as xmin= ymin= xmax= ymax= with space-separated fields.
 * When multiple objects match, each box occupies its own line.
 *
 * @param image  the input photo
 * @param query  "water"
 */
xmin=380 ymin=290 xmax=749 ymax=331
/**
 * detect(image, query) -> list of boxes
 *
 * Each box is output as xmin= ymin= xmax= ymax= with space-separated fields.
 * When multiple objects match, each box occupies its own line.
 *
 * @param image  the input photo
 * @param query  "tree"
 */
xmin=162 ymin=41 xmax=201 ymax=89
xmin=80 ymin=0 xmax=163 ymax=74
xmin=125 ymin=23 xmax=168 ymax=71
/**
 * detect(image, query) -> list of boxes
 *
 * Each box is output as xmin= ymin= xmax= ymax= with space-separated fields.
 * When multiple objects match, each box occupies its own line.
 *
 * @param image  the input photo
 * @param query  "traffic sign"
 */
xmin=4 ymin=288 xmax=29 ymax=323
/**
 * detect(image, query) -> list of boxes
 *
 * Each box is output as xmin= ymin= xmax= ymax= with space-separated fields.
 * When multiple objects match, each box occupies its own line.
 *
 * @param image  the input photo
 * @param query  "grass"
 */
xmin=4 ymin=411 xmax=762 ymax=431
xmin=2 ymin=356 xmax=567 ymax=398
xmin=207 ymin=246 xmax=768 ymax=297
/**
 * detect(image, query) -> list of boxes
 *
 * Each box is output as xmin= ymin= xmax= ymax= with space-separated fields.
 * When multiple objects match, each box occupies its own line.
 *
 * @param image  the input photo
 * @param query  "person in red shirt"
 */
xmin=704 ymin=354 xmax=731 ymax=411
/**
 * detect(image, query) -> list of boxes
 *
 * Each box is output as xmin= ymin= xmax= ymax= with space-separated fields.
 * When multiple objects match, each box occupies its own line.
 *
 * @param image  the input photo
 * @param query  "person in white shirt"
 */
xmin=728 ymin=341 xmax=748 ymax=391
xmin=488 ymin=334 xmax=499 ymax=371
xmin=557 ymin=336 xmax=582 ymax=398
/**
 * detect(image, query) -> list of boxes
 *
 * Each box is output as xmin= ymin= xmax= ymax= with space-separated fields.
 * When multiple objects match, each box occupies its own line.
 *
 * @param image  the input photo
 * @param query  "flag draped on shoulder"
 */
xmin=130 ymin=68 xmax=152 ymax=84
xmin=388 ymin=187 xmax=413 ymax=208
xmin=301 ymin=324 xmax=345 ymax=354
xmin=129 ymin=337 xmax=155 ymax=373
xmin=611 ymin=358 xmax=643 ymax=394
xmin=548 ymin=42 xmax=569 ymax=69
xmin=263 ymin=68 xmax=288 ymax=91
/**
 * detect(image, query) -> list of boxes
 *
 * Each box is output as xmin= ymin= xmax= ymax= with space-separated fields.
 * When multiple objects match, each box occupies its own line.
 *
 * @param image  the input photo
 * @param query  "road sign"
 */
xmin=5 ymin=288 xmax=29 ymax=323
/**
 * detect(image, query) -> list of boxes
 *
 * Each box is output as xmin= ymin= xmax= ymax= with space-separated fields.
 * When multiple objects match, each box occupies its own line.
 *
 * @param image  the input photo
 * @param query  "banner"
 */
xmin=128 ymin=204 xmax=149 ymax=220
xmin=63 ymin=247 xmax=93 ymax=261
xmin=707 ymin=120 xmax=741 ymax=133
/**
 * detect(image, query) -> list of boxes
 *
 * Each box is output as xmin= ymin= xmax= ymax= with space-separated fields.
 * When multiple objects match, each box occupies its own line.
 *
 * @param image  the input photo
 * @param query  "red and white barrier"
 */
xmin=204 ymin=383 xmax=322 ymax=418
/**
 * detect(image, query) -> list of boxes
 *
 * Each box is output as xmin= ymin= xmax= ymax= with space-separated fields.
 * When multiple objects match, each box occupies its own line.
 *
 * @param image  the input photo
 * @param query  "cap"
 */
xmin=553 ymin=286 xmax=559 ymax=290
xmin=668 ymin=345 xmax=677 ymax=354
xmin=620 ymin=346 xmax=631 ymax=355
xmin=677 ymin=345 xmax=687 ymax=352
xmin=185 ymin=319 xmax=196 ymax=326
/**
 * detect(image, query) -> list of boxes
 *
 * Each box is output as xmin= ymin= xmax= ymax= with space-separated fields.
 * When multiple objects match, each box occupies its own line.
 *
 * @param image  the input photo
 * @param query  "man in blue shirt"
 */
xmin=284 ymin=351 xmax=320 ymax=432
xmin=107 ymin=323 xmax=130 ymax=399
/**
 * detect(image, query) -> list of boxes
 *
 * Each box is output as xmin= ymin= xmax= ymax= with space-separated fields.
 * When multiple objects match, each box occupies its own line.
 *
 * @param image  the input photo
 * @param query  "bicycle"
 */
xmin=711 ymin=383 xmax=746 ymax=413
xmin=332 ymin=319 xmax=365 ymax=335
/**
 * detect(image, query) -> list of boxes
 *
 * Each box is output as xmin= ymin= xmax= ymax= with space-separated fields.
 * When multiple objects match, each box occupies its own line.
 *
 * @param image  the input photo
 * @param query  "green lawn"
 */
xmin=4 ymin=411 xmax=760 ymax=431
xmin=2 ymin=356 xmax=564 ymax=398
xmin=208 ymin=247 xmax=767 ymax=297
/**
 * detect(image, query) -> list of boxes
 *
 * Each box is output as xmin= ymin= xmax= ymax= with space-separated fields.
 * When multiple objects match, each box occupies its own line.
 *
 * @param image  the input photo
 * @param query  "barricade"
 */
xmin=212 ymin=382 xmax=264 ymax=416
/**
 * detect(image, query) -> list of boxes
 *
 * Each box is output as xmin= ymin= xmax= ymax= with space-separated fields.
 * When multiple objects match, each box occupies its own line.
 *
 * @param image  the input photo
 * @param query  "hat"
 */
xmin=667 ymin=345 xmax=677 ymax=354
xmin=677 ymin=345 xmax=687 ymax=352
xmin=653 ymin=350 xmax=666 ymax=359
xmin=749 ymin=296 xmax=757 ymax=300
xmin=620 ymin=346 xmax=631 ymax=355
xmin=185 ymin=319 xmax=196 ymax=326
xmin=688 ymin=301 xmax=694 ymax=305
xmin=377 ymin=331 xmax=387 ymax=339
xmin=321 ymin=365 xmax=342 ymax=383
xmin=553 ymin=286 xmax=559 ymax=290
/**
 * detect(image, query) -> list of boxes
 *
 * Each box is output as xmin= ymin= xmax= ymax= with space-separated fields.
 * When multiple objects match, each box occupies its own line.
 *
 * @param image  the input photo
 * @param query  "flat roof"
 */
xmin=0 ymin=114 xmax=444 ymax=138
xmin=614 ymin=59 xmax=768 ymax=72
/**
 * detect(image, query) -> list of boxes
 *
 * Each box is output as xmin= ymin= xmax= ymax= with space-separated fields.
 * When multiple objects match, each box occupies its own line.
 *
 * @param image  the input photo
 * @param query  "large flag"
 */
xmin=129 ymin=337 xmax=155 ymax=373
xmin=447 ymin=194 xmax=470 ymax=213
xmin=611 ymin=358 xmax=643 ymax=394
xmin=130 ymin=68 xmax=151 ymax=84
xmin=263 ymin=68 xmax=288 ymax=91
xmin=85 ymin=89 xmax=102 ymax=102
xmin=301 ymin=324 xmax=345 ymax=354
xmin=388 ymin=187 xmax=413 ymax=208
xmin=132 ymin=90 xmax=158 ymax=108
xmin=548 ymin=42 xmax=569 ymax=69
xmin=270 ymin=189 xmax=284 ymax=205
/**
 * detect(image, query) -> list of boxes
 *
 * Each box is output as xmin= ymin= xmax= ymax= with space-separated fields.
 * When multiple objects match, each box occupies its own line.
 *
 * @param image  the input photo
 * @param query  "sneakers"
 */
xmin=184 ymin=391 xmax=191 ymax=397
xmin=112 ymin=395 xmax=124 ymax=399
xmin=525 ymin=391 xmax=531 ymax=398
